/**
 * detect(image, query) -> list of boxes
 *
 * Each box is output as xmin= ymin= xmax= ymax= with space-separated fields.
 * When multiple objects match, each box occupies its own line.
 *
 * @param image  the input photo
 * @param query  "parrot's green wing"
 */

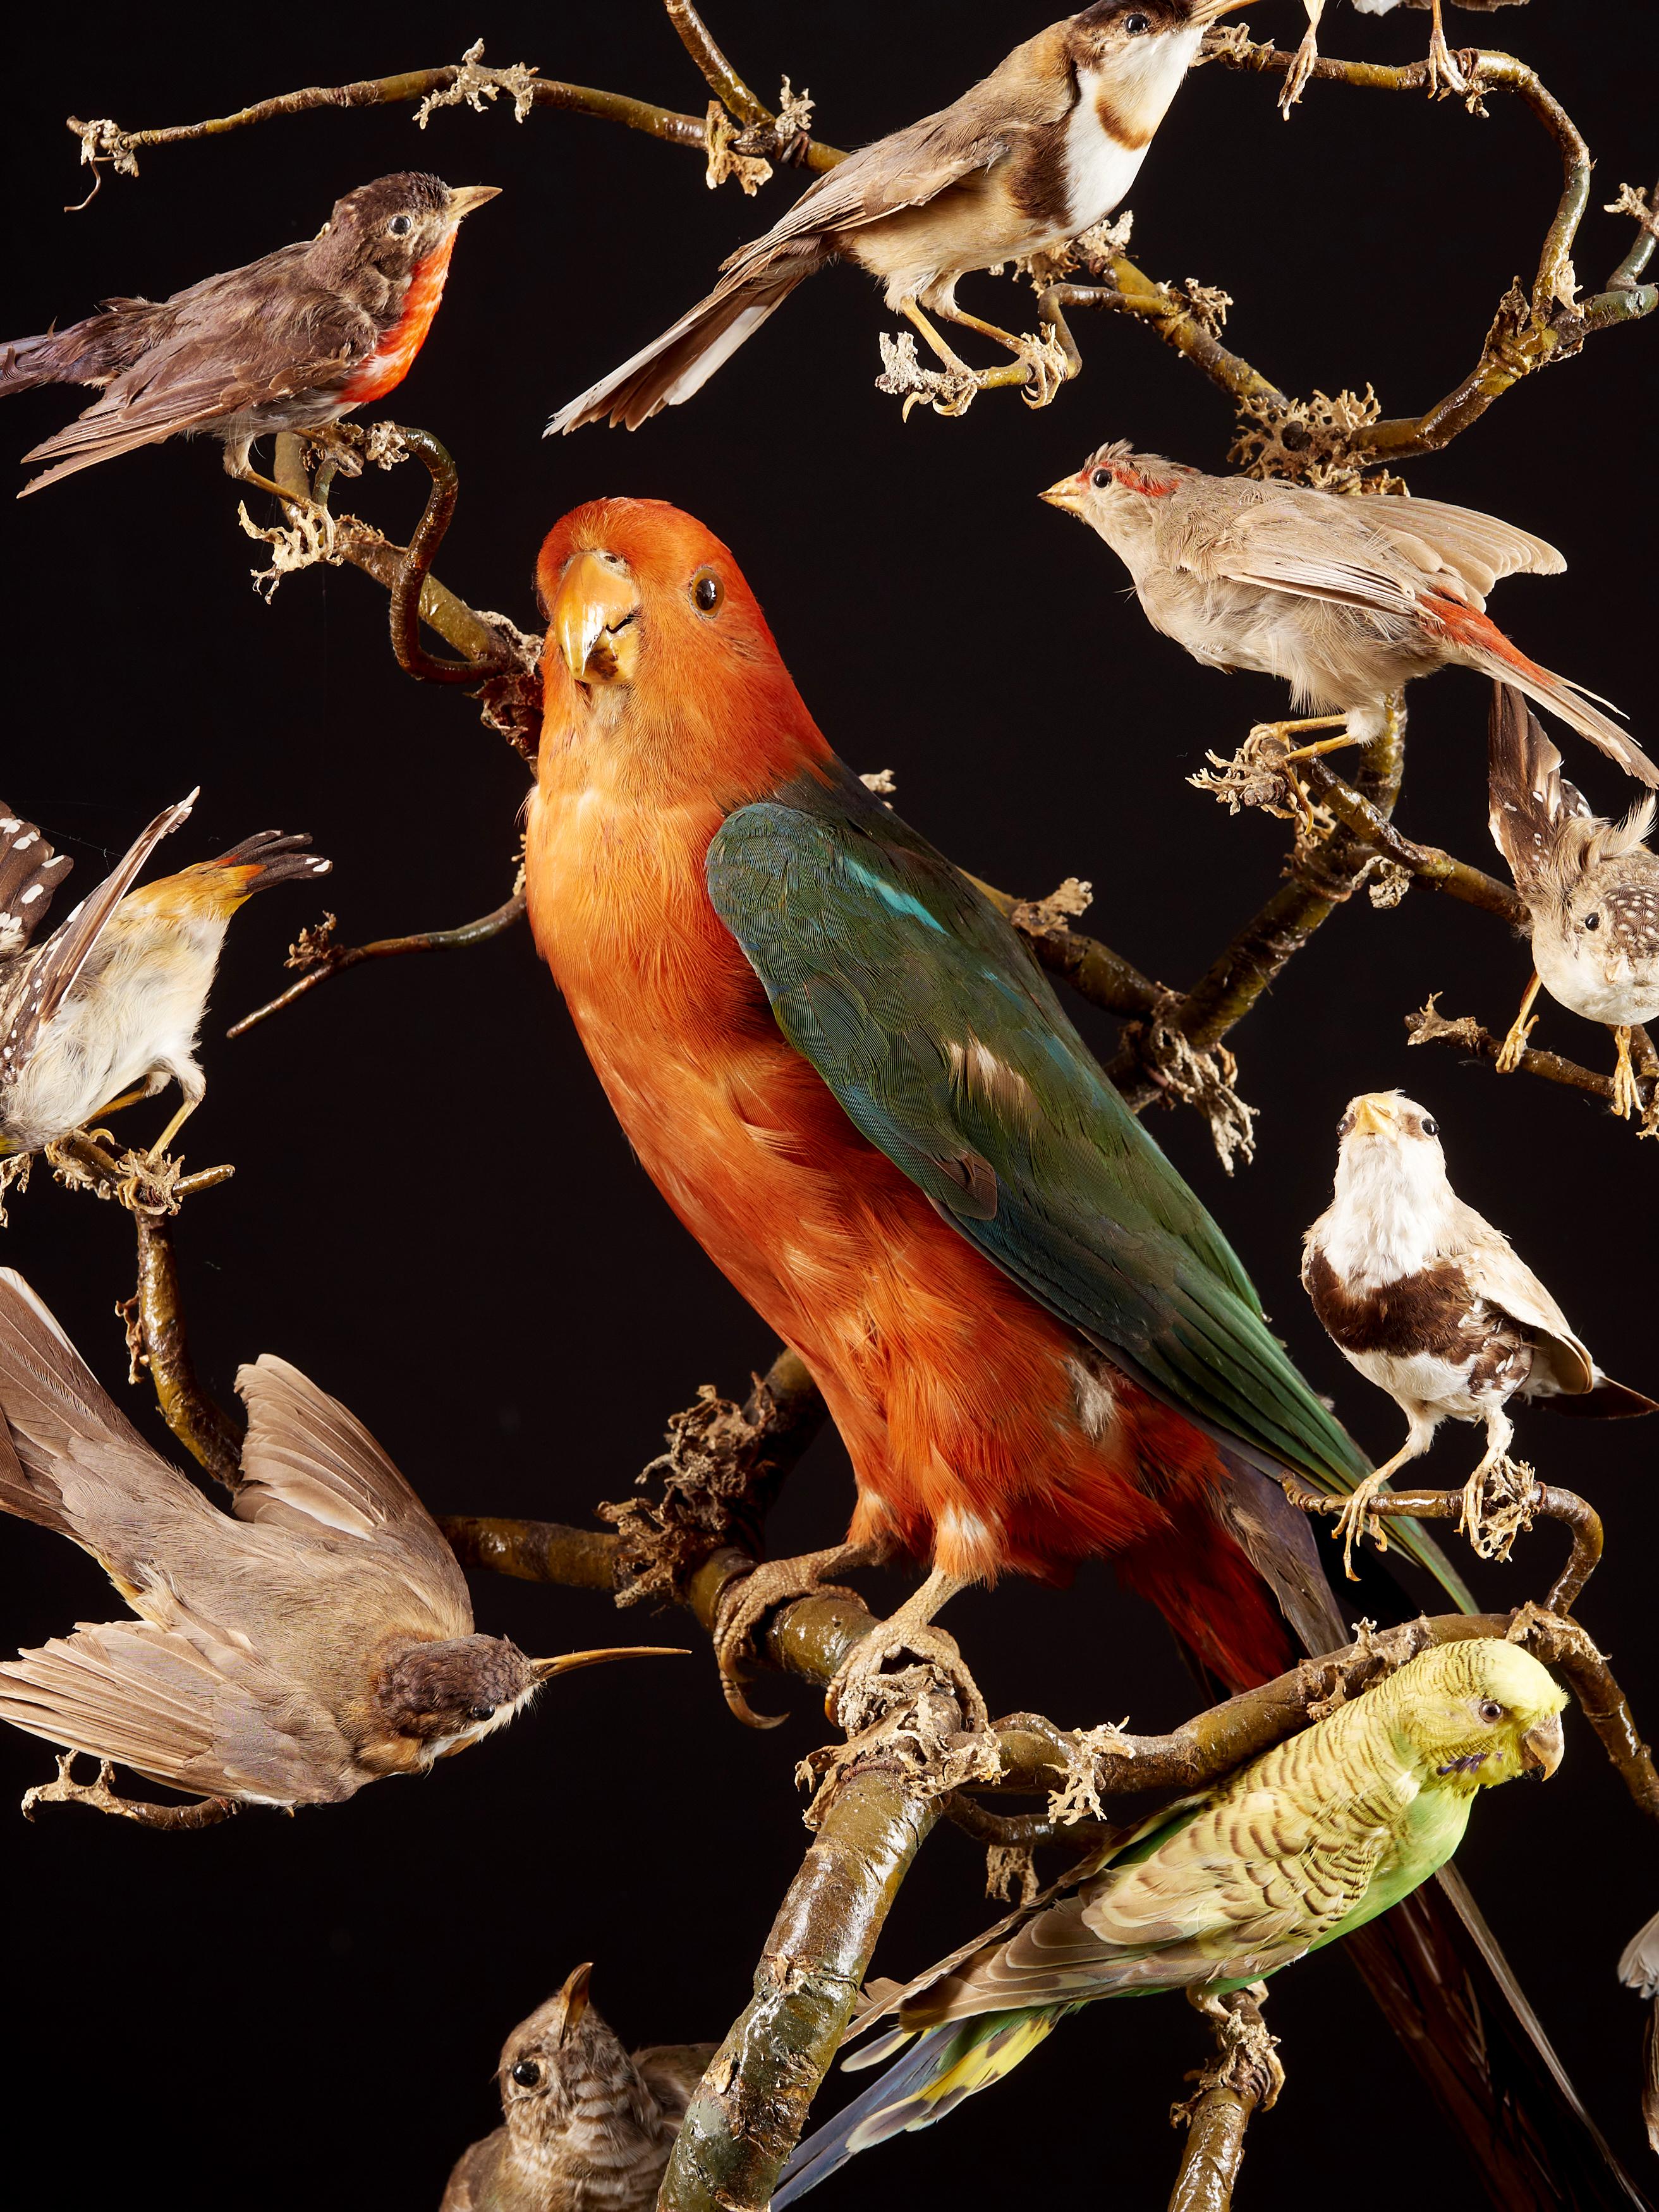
xmin=706 ymin=763 xmax=1468 ymax=1601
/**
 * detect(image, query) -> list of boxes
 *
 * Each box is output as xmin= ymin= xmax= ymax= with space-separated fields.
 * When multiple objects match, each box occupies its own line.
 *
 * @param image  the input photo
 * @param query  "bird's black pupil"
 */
xmin=1125 ymin=11 xmax=1150 ymax=30
xmin=390 ymin=215 xmax=411 ymax=236
xmin=1093 ymin=469 xmax=1112 ymax=489
xmin=695 ymin=575 xmax=720 ymax=611
xmin=1422 ymin=1119 xmax=1437 ymax=1136
xmin=1585 ymin=912 xmax=1601 ymax=930
xmin=468 ymin=1703 xmax=495 ymax=1722
xmin=511 ymin=2060 xmax=541 ymax=2087
xmin=1481 ymin=1701 xmax=1503 ymax=1722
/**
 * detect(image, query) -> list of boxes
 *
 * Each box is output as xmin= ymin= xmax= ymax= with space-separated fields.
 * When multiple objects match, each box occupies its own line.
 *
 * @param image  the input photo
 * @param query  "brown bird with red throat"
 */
xmin=1 ymin=172 xmax=499 ymax=500
xmin=549 ymin=0 xmax=1252 ymax=433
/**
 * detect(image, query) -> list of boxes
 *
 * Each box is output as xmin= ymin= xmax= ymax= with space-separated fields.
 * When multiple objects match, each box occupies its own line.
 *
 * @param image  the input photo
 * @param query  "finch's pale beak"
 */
xmin=556 ymin=1960 xmax=594 ymax=2045
xmin=1521 ymin=1710 xmax=1565 ymax=1779
xmin=529 ymin=1646 xmax=689 ymax=1679
xmin=550 ymin=550 xmax=643 ymax=689
xmin=447 ymin=185 xmax=502 ymax=221
xmin=1041 ymin=471 xmax=1089 ymax=514
xmin=1351 ymin=1095 xmax=1393 ymax=1139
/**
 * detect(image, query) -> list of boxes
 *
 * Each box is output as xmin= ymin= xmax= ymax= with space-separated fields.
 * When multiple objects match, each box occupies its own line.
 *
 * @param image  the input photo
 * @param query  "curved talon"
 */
xmin=710 ymin=1544 xmax=874 ymax=1730
xmin=1330 ymin=1474 xmax=1392 ymax=1581
xmin=829 ymin=1617 xmax=990 ymax=1737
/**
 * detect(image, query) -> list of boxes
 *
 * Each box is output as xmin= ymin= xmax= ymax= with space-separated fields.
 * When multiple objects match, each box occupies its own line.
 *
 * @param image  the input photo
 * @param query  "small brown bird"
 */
xmin=441 ymin=1964 xmax=716 ymax=2212
xmin=549 ymin=0 xmax=1251 ymax=434
xmin=1302 ymin=1091 xmax=1653 ymax=1571
xmin=0 ymin=1272 xmax=680 ymax=1814
xmin=1 ymin=173 xmax=499 ymax=499
xmin=1043 ymin=441 xmax=1658 ymax=787
xmin=0 ymin=791 xmax=329 ymax=1162
xmin=1486 ymin=685 xmax=1659 ymax=1117
xmin=1285 ymin=0 xmax=1528 ymax=108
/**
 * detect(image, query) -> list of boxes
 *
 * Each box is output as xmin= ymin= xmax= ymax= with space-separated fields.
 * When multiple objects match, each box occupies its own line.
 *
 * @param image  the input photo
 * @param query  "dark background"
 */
xmin=3 ymin=3 xmax=1656 ymax=2204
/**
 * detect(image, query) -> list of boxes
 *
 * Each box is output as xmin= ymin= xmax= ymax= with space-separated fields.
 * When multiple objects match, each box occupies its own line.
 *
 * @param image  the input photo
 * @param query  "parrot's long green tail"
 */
xmin=772 ymin=2009 xmax=1065 ymax=2207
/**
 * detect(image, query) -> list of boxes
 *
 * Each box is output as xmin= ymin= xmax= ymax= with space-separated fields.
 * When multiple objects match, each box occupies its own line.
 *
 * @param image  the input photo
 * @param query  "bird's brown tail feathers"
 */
xmin=1430 ymin=599 xmax=1659 ymax=789
xmin=0 ymin=1268 xmax=164 ymax=1540
xmin=179 ymin=829 xmax=331 ymax=907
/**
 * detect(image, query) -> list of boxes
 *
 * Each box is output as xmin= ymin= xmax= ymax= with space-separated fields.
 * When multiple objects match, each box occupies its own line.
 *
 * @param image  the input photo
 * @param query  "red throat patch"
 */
xmin=338 ymin=229 xmax=459 ymax=406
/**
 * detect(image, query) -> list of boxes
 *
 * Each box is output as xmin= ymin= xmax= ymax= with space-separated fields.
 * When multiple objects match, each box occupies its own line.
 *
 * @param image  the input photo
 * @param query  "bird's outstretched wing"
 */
xmin=1361 ymin=496 xmax=1564 ymax=609
xmin=705 ymin=761 xmax=1462 ymax=1598
xmin=0 ymin=804 xmax=73 ymax=963
xmin=234 ymin=1355 xmax=472 ymax=1628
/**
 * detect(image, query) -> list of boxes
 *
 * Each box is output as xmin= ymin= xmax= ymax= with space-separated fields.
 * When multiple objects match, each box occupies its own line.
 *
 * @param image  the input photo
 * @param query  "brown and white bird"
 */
xmin=1285 ymin=0 xmax=1528 ymax=109
xmin=549 ymin=0 xmax=1251 ymax=434
xmin=1 ymin=173 xmax=499 ymax=499
xmin=0 ymin=791 xmax=329 ymax=1162
xmin=0 ymin=1272 xmax=678 ymax=1815
xmin=1302 ymin=1091 xmax=1653 ymax=1571
xmin=1486 ymin=684 xmax=1659 ymax=1117
xmin=1043 ymin=441 xmax=1658 ymax=787
xmin=441 ymin=1964 xmax=716 ymax=2212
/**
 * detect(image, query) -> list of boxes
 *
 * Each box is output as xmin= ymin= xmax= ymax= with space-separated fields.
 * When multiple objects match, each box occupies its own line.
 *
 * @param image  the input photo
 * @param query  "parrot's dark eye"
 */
xmin=1338 ymin=1110 xmax=1354 ymax=1136
xmin=467 ymin=1703 xmax=495 ymax=1723
xmin=1123 ymin=11 xmax=1152 ymax=32
xmin=691 ymin=568 xmax=724 ymax=615
xmin=1478 ymin=1699 xmax=1505 ymax=1724
xmin=1584 ymin=911 xmax=1601 ymax=931
xmin=388 ymin=214 xmax=413 ymax=238
xmin=1421 ymin=1119 xmax=1438 ymax=1138
xmin=1092 ymin=468 xmax=1113 ymax=489
xmin=511 ymin=2060 xmax=542 ymax=2089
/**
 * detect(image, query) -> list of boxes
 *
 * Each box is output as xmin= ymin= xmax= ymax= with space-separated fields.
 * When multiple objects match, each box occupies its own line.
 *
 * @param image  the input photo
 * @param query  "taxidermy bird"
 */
xmin=0 ymin=173 xmax=499 ymax=499
xmin=1043 ymin=442 xmax=1658 ymax=788
xmin=1619 ymin=1911 xmax=1659 ymax=2157
xmin=0 ymin=1271 xmax=678 ymax=1814
xmin=1486 ymin=684 xmax=1659 ymax=1117
xmin=441 ymin=1962 xmax=717 ymax=2212
xmin=1303 ymin=1091 xmax=1653 ymax=1571
xmin=549 ymin=0 xmax=1253 ymax=434
xmin=1283 ymin=0 xmax=1528 ymax=109
xmin=0 ymin=790 xmax=329 ymax=1162
xmin=773 ymin=1638 xmax=1567 ymax=2203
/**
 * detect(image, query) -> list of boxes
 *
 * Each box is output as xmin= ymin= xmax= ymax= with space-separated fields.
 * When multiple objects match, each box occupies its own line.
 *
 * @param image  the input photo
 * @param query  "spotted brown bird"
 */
xmin=0 ymin=1272 xmax=679 ymax=1816
xmin=549 ymin=1 xmax=1252 ymax=434
xmin=1044 ymin=440 xmax=1658 ymax=787
xmin=1486 ymin=684 xmax=1659 ymax=1117
xmin=441 ymin=1964 xmax=716 ymax=2212
xmin=1302 ymin=1090 xmax=1653 ymax=1571
xmin=1 ymin=173 xmax=499 ymax=499
xmin=0 ymin=790 xmax=329 ymax=1162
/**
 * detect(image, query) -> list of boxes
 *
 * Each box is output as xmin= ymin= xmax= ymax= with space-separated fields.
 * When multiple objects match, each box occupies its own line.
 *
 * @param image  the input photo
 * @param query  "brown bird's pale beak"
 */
xmin=1040 ymin=472 xmax=1089 ymax=514
xmin=556 ymin=1960 xmax=594 ymax=2045
xmin=1521 ymin=1710 xmax=1565 ymax=1779
xmin=1193 ymin=0 xmax=1259 ymax=20
xmin=530 ymin=1646 xmax=690 ymax=1679
xmin=1350 ymin=1094 xmax=1393 ymax=1139
xmin=550 ymin=550 xmax=643 ymax=688
xmin=447 ymin=185 xmax=503 ymax=221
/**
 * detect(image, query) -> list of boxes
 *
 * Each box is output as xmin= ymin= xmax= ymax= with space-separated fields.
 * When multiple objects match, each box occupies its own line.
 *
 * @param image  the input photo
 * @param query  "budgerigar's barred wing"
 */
xmin=705 ymin=762 xmax=1470 ymax=1604
xmin=0 ymin=806 xmax=73 ymax=963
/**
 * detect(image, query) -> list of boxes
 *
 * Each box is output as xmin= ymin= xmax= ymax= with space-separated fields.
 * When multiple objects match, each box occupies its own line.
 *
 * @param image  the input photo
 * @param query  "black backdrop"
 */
xmin=4 ymin=4 xmax=1657 ymax=2205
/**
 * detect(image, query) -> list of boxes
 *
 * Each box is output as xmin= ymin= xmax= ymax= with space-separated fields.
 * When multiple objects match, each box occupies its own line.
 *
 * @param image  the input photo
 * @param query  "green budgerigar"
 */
xmin=774 ymin=1639 xmax=1567 ymax=2204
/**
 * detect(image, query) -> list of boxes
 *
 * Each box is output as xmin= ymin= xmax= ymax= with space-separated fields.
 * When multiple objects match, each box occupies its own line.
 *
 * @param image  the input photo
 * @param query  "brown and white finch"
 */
xmin=0 ymin=790 xmax=329 ymax=1160
xmin=549 ymin=0 xmax=1251 ymax=433
xmin=1044 ymin=441 xmax=1659 ymax=787
xmin=1486 ymin=684 xmax=1659 ymax=1115
xmin=441 ymin=1964 xmax=716 ymax=2212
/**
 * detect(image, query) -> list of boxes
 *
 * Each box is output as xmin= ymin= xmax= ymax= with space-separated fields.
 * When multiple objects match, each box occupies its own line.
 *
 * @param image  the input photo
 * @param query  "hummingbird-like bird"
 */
xmin=0 ymin=790 xmax=329 ymax=1162
xmin=1043 ymin=441 xmax=1659 ymax=788
xmin=549 ymin=0 xmax=1252 ymax=434
xmin=1486 ymin=684 xmax=1659 ymax=1117
xmin=1302 ymin=1091 xmax=1653 ymax=1571
xmin=0 ymin=1272 xmax=679 ymax=1815
xmin=1 ymin=173 xmax=499 ymax=499
xmin=441 ymin=1963 xmax=717 ymax=2212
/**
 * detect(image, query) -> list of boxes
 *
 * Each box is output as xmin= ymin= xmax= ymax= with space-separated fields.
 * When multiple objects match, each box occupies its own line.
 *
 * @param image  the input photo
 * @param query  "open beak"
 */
xmin=1521 ymin=1710 xmax=1565 ymax=1780
xmin=447 ymin=185 xmax=502 ymax=221
xmin=1350 ymin=1094 xmax=1393 ymax=1139
xmin=1040 ymin=471 xmax=1089 ymax=514
xmin=530 ymin=1647 xmax=690 ymax=1679
xmin=556 ymin=1960 xmax=594 ymax=2045
xmin=550 ymin=550 xmax=642 ymax=689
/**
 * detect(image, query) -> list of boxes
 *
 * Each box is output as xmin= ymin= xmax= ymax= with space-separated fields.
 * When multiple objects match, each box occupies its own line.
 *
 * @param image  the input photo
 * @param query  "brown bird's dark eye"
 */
xmin=1584 ymin=911 xmax=1601 ymax=930
xmin=511 ymin=2060 xmax=542 ymax=2088
xmin=692 ymin=569 xmax=724 ymax=614
xmin=467 ymin=1703 xmax=495 ymax=1722
xmin=1124 ymin=11 xmax=1151 ymax=31
xmin=1479 ymin=1699 xmax=1504 ymax=1723
xmin=1092 ymin=468 xmax=1112 ymax=489
xmin=1421 ymin=1119 xmax=1437 ymax=1137
xmin=389 ymin=214 xmax=413 ymax=237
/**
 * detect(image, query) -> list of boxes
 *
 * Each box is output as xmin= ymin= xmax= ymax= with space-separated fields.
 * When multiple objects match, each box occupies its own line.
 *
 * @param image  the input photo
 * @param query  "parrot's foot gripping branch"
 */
xmin=21 ymin=1751 xmax=234 ymax=1832
xmin=711 ymin=1541 xmax=881 ymax=1729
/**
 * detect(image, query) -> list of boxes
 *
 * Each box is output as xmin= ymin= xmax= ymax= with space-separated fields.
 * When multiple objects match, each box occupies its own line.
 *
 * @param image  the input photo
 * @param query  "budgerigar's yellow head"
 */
xmin=1373 ymin=1639 xmax=1567 ymax=1793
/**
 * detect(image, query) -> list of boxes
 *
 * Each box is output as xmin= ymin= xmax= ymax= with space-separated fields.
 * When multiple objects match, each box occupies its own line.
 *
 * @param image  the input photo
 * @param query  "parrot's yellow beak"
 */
xmin=1350 ymin=1094 xmax=1394 ymax=1139
xmin=1520 ymin=1710 xmax=1565 ymax=1780
xmin=551 ymin=550 xmax=642 ymax=690
xmin=1040 ymin=471 xmax=1089 ymax=514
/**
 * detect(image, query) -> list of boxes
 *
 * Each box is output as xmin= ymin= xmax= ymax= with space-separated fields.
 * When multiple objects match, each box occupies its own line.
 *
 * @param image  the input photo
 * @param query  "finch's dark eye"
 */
xmin=1478 ymin=1699 xmax=1505 ymax=1724
xmin=1421 ymin=1119 xmax=1438 ymax=1138
xmin=1124 ymin=10 xmax=1152 ymax=31
xmin=467 ymin=1703 xmax=495 ymax=1722
xmin=1092 ymin=468 xmax=1112 ymax=489
xmin=388 ymin=214 xmax=413 ymax=237
xmin=1584 ymin=911 xmax=1601 ymax=930
xmin=511 ymin=2060 xmax=542 ymax=2089
xmin=691 ymin=568 xmax=724 ymax=615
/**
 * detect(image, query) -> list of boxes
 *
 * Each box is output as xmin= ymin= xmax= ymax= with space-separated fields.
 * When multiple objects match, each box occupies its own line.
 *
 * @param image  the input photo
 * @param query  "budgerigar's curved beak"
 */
xmin=1521 ymin=1710 xmax=1565 ymax=1779
xmin=550 ymin=550 xmax=643 ymax=689
xmin=446 ymin=185 xmax=503 ymax=221
xmin=530 ymin=1646 xmax=690 ymax=1679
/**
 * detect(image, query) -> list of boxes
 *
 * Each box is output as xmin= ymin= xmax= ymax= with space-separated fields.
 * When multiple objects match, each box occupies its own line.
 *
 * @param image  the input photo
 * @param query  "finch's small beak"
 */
xmin=447 ymin=185 xmax=502 ymax=221
xmin=530 ymin=1646 xmax=690 ymax=1679
xmin=550 ymin=550 xmax=643 ymax=689
xmin=1040 ymin=472 xmax=1088 ymax=515
xmin=556 ymin=1960 xmax=594 ymax=2045
xmin=1351 ymin=1094 xmax=1393 ymax=1139
xmin=1521 ymin=1710 xmax=1565 ymax=1780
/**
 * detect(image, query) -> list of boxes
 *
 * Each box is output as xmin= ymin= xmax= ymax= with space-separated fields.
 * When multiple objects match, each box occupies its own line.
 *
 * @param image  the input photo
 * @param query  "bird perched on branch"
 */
xmin=0 ymin=1271 xmax=678 ymax=1816
xmin=0 ymin=173 xmax=499 ymax=499
xmin=0 ymin=790 xmax=329 ymax=1162
xmin=1043 ymin=442 xmax=1658 ymax=788
xmin=549 ymin=0 xmax=1252 ymax=434
xmin=1283 ymin=0 xmax=1527 ymax=110
xmin=1486 ymin=684 xmax=1659 ymax=1117
xmin=773 ymin=1638 xmax=1567 ymax=2203
xmin=442 ymin=1962 xmax=716 ymax=2212
xmin=1303 ymin=1091 xmax=1653 ymax=1571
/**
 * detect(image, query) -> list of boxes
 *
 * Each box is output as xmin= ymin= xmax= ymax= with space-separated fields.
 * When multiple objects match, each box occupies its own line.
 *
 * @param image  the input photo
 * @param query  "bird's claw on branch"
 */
xmin=710 ymin=1545 xmax=874 ymax=1728
xmin=829 ymin=1617 xmax=990 ymax=1742
xmin=21 ymin=1751 xmax=234 ymax=1831
xmin=1175 ymin=1984 xmax=1284 ymax=2120
xmin=1461 ymin=1454 xmax=1535 ymax=1565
